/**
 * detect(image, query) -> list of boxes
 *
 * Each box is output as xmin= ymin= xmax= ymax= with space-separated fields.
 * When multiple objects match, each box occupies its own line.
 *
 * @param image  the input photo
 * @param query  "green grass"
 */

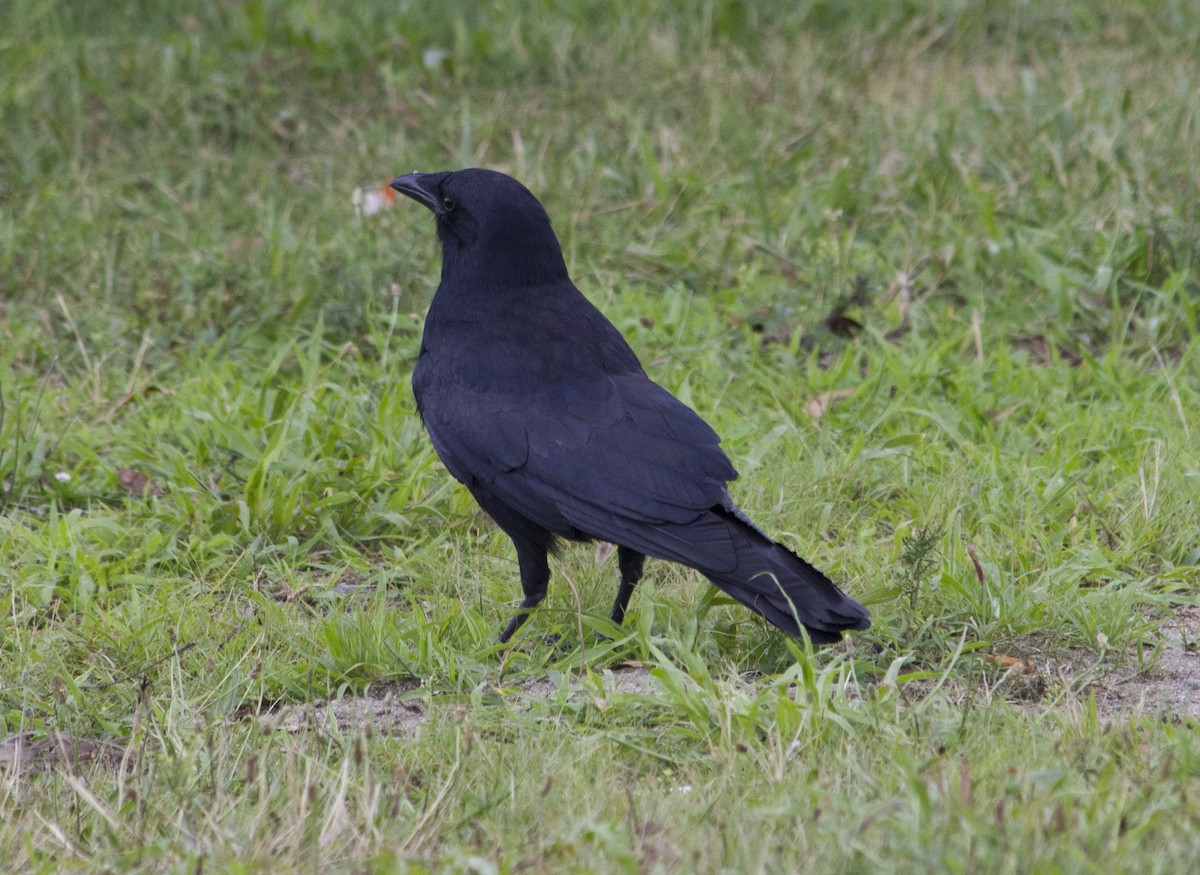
xmin=3 ymin=0 xmax=1200 ymax=871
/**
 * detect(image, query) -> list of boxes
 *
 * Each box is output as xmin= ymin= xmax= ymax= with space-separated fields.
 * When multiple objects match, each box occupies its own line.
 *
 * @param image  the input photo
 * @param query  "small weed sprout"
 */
xmin=900 ymin=524 xmax=944 ymax=622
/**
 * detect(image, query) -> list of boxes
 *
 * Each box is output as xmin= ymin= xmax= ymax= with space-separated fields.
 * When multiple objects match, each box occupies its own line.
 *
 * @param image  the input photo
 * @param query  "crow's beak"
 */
xmin=389 ymin=172 xmax=441 ymax=213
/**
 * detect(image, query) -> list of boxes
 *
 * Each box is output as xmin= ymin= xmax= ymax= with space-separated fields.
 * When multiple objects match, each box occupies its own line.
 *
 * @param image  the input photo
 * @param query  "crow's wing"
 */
xmin=419 ymin=369 xmax=745 ymax=571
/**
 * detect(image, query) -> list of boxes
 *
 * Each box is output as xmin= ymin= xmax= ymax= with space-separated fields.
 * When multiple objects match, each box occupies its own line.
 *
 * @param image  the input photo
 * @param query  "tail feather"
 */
xmin=697 ymin=507 xmax=869 ymax=643
xmin=563 ymin=497 xmax=870 ymax=642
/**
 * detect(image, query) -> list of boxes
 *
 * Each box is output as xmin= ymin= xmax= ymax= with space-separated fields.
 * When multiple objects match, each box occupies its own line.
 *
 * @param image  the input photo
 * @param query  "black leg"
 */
xmin=498 ymin=538 xmax=550 ymax=643
xmin=463 ymin=485 xmax=557 ymax=644
xmin=609 ymin=547 xmax=646 ymax=626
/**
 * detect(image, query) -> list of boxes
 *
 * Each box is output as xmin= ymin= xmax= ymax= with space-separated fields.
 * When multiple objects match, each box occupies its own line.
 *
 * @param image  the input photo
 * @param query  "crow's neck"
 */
xmin=438 ymin=224 xmax=570 ymax=290
xmin=427 ymin=251 xmax=574 ymax=333
xmin=441 ymin=253 xmax=568 ymax=292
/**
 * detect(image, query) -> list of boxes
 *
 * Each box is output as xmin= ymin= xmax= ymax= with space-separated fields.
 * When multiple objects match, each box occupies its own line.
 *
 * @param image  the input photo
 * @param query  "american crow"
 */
xmin=390 ymin=168 xmax=869 ymax=644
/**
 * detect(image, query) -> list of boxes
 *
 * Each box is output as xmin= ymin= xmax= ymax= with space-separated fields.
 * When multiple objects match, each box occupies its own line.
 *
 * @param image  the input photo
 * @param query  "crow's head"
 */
xmin=390 ymin=168 xmax=569 ymax=287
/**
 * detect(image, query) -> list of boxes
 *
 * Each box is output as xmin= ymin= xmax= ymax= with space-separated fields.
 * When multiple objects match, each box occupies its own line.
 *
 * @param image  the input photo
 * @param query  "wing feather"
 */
xmin=422 ymin=369 xmax=740 ymax=565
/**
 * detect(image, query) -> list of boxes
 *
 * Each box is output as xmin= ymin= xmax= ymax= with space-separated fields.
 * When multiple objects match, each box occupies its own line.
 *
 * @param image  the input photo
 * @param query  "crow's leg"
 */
xmin=498 ymin=538 xmax=551 ymax=643
xmin=609 ymin=547 xmax=646 ymax=625
xmin=466 ymin=486 xmax=558 ymax=644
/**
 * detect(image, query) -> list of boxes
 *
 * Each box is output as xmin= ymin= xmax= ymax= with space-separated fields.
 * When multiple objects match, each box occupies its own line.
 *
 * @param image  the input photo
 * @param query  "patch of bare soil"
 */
xmin=258 ymin=665 xmax=661 ymax=737
xmin=255 ymin=608 xmax=1200 ymax=738
xmin=0 ymin=732 xmax=126 ymax=774
xmin=518 ymin=662 xmax=659 ymax=699
xmin=262 ymin=679 xmax=427 ymax=736
xmin=1083 ymin=605 xmax=1200 ymax=722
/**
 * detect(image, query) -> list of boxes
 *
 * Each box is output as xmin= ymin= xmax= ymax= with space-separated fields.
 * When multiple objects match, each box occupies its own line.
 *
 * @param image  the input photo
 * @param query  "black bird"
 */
xmin=390 ymin=168 xmax=869 ymax=644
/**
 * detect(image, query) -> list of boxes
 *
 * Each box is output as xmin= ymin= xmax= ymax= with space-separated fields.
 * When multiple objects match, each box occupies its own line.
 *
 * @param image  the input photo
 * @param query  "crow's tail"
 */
xmin=695 ymin=507 xmax=869 ymax=643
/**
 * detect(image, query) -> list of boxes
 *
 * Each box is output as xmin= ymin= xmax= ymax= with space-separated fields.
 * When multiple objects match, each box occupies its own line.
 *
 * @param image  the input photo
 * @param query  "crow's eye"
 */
xmin=441 ymin=195 xmax=457 ymax=212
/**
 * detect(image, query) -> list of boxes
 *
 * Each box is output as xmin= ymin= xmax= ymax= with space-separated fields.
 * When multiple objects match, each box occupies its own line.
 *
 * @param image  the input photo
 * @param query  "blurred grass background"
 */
xmin=2 ymin=1 xmax=1199 ymax=871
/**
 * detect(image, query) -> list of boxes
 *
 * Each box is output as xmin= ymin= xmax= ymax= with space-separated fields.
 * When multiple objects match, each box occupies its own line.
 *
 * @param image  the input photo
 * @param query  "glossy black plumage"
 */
xmin=391 ymin=168 xmax=869 ymax=644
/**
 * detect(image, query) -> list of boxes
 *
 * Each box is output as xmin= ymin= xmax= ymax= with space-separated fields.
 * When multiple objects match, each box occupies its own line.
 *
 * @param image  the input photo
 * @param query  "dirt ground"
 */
xmin=1079 ymin=605 xmax=1200 ymax=722
xmin=257 ymin=606 xmax=1200 ymax=737
xmin=261 ymin=662 xmax=663 ymax=737
xmin=5 ymin=610 xmax=1196 ymax=773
